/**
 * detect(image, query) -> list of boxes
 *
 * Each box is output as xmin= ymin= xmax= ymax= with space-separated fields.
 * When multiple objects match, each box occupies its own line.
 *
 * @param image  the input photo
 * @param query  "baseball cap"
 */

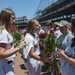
xmin=54 ymin=20 xmax=69 ymax=27
xmin=54 ymin=22 xmax=60 ymax=26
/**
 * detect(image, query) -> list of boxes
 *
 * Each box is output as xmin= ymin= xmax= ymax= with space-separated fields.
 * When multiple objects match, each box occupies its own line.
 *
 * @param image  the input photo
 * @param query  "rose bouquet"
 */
xmin=43 ymin=29 xmax=60 ymax=74
xmin=39 ymin=32 xmax=47 ymax=50
xmin=39 ymin=32 xmax=47 ymax=39
xmin=44 ymin=29 xmax=58 ymax=57
xmin=11 ymin=26 xmax=21 ymax=47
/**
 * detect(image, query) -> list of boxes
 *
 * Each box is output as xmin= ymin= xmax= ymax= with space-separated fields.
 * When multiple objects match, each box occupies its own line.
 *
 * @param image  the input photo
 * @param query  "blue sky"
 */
xmin=0 ymin=0 xmax=41 ymax=19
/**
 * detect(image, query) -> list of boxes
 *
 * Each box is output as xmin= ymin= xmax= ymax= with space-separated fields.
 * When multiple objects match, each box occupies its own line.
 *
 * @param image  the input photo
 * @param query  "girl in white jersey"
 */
xmin=0 ymin=8 xmax=26 ymax=75
xmin=23 ymin=20 xmax=50 ymax=75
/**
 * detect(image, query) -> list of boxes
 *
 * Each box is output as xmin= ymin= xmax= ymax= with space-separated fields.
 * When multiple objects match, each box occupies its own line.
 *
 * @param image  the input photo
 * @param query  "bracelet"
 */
xmin=18 ymin=46 xmax=21 ymax=50
xmin=42 ymin=57 xmax=45 ymax=62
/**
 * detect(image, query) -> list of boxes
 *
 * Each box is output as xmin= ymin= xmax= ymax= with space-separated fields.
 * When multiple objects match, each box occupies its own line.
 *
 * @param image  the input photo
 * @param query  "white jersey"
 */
xmin=23 ymin=33 xmax=40 ymax=59
xmin=23 ymin=33 xmax=41 ymax=75
xmin=0 ymin=29 xmax=16 ymax=61
xmin=0 ymin=28 xmax=16 ymax=75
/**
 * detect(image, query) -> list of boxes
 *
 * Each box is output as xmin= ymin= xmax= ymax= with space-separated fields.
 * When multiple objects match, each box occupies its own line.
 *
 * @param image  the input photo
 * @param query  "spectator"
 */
xmin=36 ymin=24 xmax=45 ymax=35
xmin=54 ymin=22 xmax=62 ymax=39
xmin=56 ymin=20 xmax=75 ymax=75
xmin=45 ymin=20 xmax=53 ymax=34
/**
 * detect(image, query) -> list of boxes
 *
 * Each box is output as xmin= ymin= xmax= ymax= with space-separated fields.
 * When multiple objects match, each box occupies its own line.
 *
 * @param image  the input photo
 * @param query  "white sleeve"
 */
xmin=23 ymin=34 xmax=34 ymax=59
xmin=0 ymin=33 xmax=8 ymax=44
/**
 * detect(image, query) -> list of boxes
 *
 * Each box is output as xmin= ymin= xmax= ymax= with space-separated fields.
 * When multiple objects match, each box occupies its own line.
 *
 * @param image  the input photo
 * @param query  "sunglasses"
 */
xmin=11 ymin=16 xmax=15 ymax=20
xmin=12 ymin=17 xmax=15 ymax=20
xmin=35 ymin=25 xmax=39 ymax=27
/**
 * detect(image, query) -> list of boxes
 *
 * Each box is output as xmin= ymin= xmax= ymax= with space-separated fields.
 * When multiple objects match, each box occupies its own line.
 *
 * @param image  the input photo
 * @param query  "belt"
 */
xmin=7 ymin=60 xmax=13 ymax=64
xmin=22 ymin=58 xmax=27 ymax=62
xmin=21 ymin=55 xmax=28 ymax=62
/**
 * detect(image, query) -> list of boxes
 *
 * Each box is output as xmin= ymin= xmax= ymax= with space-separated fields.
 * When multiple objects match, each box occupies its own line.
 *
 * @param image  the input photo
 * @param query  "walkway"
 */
xmin=14 ymin=52 xmax=28 ymax=75
xmin=14 ymin=52 xmax=50 ymax=75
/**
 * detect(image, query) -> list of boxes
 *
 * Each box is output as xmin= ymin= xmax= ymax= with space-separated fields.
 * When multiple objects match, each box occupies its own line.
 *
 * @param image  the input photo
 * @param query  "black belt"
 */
xmin=21 ymin=56 xmax=28 ymax=62
xmin=21 ymin=58 xmax=27 ymax=62
xmin=7 ymin=60 xmax=13 ymax=64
